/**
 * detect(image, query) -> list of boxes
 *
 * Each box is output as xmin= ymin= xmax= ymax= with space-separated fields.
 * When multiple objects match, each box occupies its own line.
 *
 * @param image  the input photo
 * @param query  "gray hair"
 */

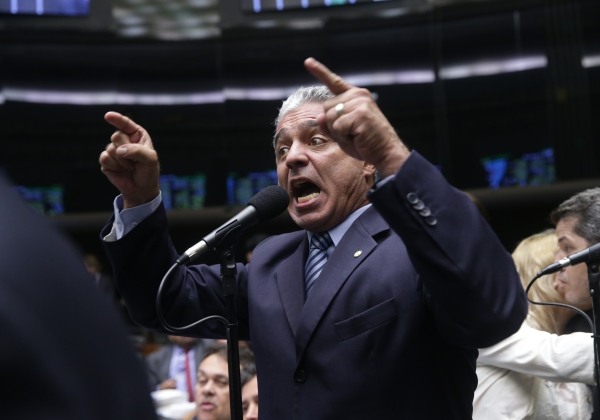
xmin=272 ymin=85 xmax=334 ymax=147
xmin=271 ymin=84 xmax=380 ymax=184
xmin=550 ymin=187 xmax=600 ymax=244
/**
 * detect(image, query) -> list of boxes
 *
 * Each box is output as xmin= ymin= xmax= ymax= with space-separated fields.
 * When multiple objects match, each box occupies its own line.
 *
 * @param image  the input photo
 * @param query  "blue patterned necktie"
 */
xmin=305 ymin=232 xmax=333 ymax=295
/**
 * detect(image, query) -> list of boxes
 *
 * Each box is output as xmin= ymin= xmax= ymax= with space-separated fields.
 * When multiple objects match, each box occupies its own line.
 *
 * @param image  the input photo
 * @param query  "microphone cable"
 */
xmin=156 ymin=262 xmax=228 ymax=333
xmin=525 ymin=273 xmax=593 ymax=333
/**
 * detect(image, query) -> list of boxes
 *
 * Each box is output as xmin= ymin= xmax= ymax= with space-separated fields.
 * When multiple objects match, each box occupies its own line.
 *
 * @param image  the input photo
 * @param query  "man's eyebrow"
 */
xmin=213 ymin=374 xmax=229 ymax=382
xmin=303 ymin=120 xmax=319 ymax=129
xmin=557 ymin=236 xmax=572 ymax=246
xmin=273 ymin=120 xmax=319 ymax=147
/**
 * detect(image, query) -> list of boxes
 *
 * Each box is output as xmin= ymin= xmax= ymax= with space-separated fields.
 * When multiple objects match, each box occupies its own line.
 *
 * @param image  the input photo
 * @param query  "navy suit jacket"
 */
xmin=103 ymin=152 xmax=527 ymax=419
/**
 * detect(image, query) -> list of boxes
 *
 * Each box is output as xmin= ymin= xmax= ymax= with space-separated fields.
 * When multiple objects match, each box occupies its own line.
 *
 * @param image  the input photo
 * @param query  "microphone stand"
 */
xmin=219 ymin=245 xmax=243 ymax=420
xmin=587 ymin=256 xmax=600 ymax=410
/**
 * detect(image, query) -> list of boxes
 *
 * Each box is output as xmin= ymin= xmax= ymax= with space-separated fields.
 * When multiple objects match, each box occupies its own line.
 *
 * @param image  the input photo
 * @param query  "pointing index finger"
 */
xmin=104 ymin=111 xmax=141 ymax=137
xmin=304 ymin=57 xmax=353 ymax=95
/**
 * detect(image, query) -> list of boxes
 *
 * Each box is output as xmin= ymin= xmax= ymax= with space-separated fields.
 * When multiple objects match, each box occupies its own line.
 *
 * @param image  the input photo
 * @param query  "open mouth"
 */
xmin=292 ymin=180 xmax=321 ymax=203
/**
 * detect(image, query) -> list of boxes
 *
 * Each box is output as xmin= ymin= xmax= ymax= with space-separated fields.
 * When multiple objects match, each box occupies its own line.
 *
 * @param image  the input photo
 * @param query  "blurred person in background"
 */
xmin=241 ymin=353 xmax=258 ymax=420
xmin=0 ymin=170 xmax=157 ymax=419
xmin=146 ymin=334 xmax=215 ymax=401
xmin=185 ymin=343 xmax=255 ymax=420
xmin=84 ymin=252 xmax=117 ymax=299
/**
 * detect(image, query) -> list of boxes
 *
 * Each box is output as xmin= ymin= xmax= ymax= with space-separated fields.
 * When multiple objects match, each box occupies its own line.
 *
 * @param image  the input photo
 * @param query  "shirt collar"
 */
xmin=307 ymin=204 xmax=371 ymax=246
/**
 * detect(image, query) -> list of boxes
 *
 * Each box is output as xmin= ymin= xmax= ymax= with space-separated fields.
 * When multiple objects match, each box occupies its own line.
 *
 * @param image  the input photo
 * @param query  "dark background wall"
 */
xmin=0 ymin=0 xmax=599 ymax=264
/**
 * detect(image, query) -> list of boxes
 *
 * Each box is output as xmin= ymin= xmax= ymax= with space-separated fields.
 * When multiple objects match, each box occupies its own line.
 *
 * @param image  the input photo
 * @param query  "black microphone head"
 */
xmin=248 ymin=185 xmax=289 ymax=222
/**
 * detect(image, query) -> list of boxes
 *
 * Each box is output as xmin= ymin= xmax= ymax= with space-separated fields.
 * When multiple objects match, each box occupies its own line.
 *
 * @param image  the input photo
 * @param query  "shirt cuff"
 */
xmin=112 ymin=192 xmax=162 ymax=240
xmin=369 ymin=174 xmax=395 ymax=194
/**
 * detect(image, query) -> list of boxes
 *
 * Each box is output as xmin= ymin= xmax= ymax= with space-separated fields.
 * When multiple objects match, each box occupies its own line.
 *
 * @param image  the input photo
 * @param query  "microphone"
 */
xmin=176 ymin=185 xmax=289 ymax=265
xmin=537 ymin=242 xmax=600 ymax=277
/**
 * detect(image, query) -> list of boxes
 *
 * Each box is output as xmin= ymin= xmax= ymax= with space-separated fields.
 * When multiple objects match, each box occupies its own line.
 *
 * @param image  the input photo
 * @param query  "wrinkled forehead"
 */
xmin=273 ymin=103 xmax=322 ymax=147
xmin=199 ymin=354 xmax=229 ymax=375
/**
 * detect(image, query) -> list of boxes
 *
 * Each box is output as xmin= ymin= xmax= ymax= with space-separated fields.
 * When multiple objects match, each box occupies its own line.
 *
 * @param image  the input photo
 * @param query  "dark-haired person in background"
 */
xmin=550 ymin=187 xmax=600 ymax=420
xmin=98 ymin=57 xmax=527 ymax=419
xmin=240 ymin=354 xmax=258 ymax=420
xmin=0 ymin=170 xmax=157 ymax=420
xmin=183 ymin=343 xmax=255 ymax=420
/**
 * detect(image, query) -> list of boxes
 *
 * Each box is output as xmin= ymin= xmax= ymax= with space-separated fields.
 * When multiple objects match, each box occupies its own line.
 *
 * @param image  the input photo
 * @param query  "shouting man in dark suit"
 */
xmin=99 ymin=58 xmax=527 ymax=419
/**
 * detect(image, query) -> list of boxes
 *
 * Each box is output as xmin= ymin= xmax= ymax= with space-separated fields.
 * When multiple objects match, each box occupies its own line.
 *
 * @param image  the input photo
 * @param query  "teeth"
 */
xmin=297 ymin=192 xmax=319 ymax=203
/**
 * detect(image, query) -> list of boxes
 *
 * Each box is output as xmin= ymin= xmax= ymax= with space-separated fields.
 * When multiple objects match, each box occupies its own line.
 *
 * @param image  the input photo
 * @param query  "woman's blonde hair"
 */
xmin=511 ymin=229 xmax=563 ymax=333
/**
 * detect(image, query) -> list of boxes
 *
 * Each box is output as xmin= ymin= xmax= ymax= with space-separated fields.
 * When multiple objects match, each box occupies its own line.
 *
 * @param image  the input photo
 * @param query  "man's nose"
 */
xmin=286 ymin=143 xmax=308 ymax=168
xmin=246 ymin=403 xmax=258 ymax=420
xmin=201 ymin=382 xmax=215 ymax=395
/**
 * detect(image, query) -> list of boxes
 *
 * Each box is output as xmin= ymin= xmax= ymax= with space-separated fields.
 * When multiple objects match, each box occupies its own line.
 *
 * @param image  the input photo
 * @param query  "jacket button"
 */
xmin=294 ymin=369 xmax=307 ymax=383
xmin=406 ymin=192 xmax=419 ymax=204
xmin=424 ymin=216 xmax=438 ymax=226
xmin=412 ymin=200 xmax=425 ymax=211
xmin=419 ymin=207 xmax=431 ymax=217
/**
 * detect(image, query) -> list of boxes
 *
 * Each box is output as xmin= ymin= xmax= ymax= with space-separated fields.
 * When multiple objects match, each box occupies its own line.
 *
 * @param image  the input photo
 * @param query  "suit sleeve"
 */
xmin=100 ymin=204 xmax=250 ymax=340
xmin=368 ymin=151 xmax=528 ymax=348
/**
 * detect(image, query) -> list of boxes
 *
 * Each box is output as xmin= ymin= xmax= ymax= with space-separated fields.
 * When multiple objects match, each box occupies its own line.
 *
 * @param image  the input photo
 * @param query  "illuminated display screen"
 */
xmin=0 ymin=0 xmax=90 ymax=16
xmin=160 ymin=173 xmax=207 ymax=211
xmin=241 ymin=0 xmax=391 ymax=13
xmin=227 ymin=170 xmax=278 ymax=206
xmin=14 ymin=185 xmax=65 ymax=215
xmin=481 ymin=147 xmax=556 ymax=189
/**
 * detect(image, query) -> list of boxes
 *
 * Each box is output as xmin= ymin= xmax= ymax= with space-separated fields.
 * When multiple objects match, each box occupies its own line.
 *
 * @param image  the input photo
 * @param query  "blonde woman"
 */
xmin=474 ymin=229 xmax=594 ymax=419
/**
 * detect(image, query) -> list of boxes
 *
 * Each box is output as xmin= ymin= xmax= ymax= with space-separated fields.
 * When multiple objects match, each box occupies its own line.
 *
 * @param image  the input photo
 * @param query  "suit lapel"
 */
xmin=295 ymin=207 xmax=389 ymax=360
xmin=275 ymin=236 xmax=308 ymax=336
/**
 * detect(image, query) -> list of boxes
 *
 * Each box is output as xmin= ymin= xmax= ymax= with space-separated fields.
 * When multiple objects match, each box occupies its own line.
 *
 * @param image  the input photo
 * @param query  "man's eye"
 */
xmin=277 ymin=146 xmax=289 ymax=157
xmin=310 ymin=137 xmax=325 ymax=146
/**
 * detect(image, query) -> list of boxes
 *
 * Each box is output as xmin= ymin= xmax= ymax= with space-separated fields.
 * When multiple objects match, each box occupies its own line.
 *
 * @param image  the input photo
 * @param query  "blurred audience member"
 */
xmin=241 ymin=355 xmax=258 ymax=420
xmin=0 ymin=171 xmax=157 ymax=419
xmin=474 ymin=229 xmax=594 ymax=419
xmin=146 ymin=335 xmax=215 ymax=401
xmin=186 ymin=343 xmax=231 ymax=420
xmin=84 ymin=252 xmax=117 ymax=299
xmin=184 ymin=343 xmax=255 ymax=420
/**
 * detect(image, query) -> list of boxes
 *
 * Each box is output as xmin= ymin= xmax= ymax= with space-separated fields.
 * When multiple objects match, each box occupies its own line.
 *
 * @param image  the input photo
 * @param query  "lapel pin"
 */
xmin=353 ymin=250 xmax=363 ymax=258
